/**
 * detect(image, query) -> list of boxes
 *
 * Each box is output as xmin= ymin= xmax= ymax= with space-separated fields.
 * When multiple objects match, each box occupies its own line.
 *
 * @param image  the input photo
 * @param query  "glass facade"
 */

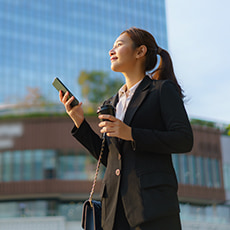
xmin=0 ymin=149 xmax=105 ymax=182
xmin=0 ymin=199 xmax=82 ymax=221
xmin=0 ymin=149 xmax=222 ymax=188
xmin=221 ymin=135 xmax=230 ymax=202
xmin=172 ymin=154 xmax=222 ymax=188
xmin=0 ymin=0 xmax=168 ymax=106
xmin=224 ymin=163 xmax=230 ymax=192
xmin=180 ymin=203 xmax=230 ymax=224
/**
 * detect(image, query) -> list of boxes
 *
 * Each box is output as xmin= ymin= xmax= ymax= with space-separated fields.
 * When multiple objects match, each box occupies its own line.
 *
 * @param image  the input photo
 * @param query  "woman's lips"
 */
xmin=110 ymin=56 xmax=118 ymax=62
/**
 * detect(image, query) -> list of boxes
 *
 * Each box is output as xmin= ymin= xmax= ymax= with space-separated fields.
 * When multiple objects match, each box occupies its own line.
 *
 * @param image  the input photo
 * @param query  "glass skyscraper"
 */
xmin=0 ymin=0 xmax=168 ymax=106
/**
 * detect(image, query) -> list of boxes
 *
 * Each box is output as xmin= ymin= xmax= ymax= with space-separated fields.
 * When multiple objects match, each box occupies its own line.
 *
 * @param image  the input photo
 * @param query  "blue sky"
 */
xmin=166 ymin=0 xmax=230 ymax=124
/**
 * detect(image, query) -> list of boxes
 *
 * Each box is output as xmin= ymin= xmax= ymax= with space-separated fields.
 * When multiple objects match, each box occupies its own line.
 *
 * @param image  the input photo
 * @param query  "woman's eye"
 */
xmin=117 ymin=43 xmax=122 ymax=46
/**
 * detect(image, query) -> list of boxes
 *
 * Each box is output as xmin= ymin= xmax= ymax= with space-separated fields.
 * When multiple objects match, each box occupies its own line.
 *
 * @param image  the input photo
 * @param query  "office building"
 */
xmin=0 ymin=0 xmax=168 ymax=107
xmin=0 ymin=116 xmax=230 ymax=230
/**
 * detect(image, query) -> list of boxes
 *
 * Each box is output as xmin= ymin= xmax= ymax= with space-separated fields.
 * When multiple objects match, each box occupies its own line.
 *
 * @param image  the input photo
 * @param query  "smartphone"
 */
xmin=52 ymin=77 xmax=79 ymax=107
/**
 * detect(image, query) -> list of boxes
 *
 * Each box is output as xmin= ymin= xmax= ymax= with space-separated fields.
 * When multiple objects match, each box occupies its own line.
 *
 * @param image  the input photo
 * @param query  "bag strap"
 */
xmin=89 ymin=137 xmax=106 ymax=207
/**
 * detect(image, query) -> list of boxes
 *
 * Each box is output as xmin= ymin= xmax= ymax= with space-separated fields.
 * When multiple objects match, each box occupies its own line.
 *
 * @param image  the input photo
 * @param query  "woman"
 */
xmin=60 ymin=27 xmax=193 ymax=230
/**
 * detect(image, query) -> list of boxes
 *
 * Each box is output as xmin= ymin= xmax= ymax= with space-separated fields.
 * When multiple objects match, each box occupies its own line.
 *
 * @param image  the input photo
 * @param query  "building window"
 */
xmin=199 ymin=157 xmax=206 ymax=186
xmin=188 ymin=155 xmax=197 ymax=185
xmin=34 ymin=150 xmax=44 ymax=180
xmin=212 ymin=159 xmax=221 ymax=188
xmin=13 ymin=151 xmax=22 ymax=181
xmin=58 ymin=201 xmax=83 ymax=221
xmin=172 ymin=154 xmax=180 ymax=183
xmin=23 ymin=150 xmax=33 ymax=181
xmin=0 ymin=154 xmax=2 ymax=181
xmin=179 ymin=155 xmax=189 ymax=184
xmin=196 ymin=156 xmax=202 ymax=186
xmin=44 ymin=150 xmax=56 ymax=179
xmin=3 ymin=151 xmax=12 ymax=182
xmin=57 ymin=151 xmax=102 ymax=180
xmin=223 ymin=163 xmax=230 ymax=191
xmin=204 ymin=158 xmax=213 ymax=187
xmin=177 ymin=155 xmax=222 ymax=188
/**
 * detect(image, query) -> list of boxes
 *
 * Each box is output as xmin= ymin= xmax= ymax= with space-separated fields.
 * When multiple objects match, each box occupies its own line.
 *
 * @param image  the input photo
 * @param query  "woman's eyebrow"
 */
xmin=113 ymin=40 xmax=124 ymax=47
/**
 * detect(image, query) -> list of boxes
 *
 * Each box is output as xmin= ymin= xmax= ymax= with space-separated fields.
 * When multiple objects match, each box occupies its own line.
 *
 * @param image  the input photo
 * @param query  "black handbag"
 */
xmin=81 ymin=138 xmax=105 ymax=230
xmin=82 ymin=200 xmax=102 ymax=230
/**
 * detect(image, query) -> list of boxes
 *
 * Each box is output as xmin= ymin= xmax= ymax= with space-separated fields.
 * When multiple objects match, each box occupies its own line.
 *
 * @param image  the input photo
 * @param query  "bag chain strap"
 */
xmin=89 ymin=137 xmax=106 ymax=207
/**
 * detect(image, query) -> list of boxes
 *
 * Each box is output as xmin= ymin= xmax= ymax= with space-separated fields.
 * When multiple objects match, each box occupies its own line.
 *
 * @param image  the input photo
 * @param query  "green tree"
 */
xmin=190 ymin=119 xmax=216 ymax=128
xmin=78 ymin=70 xmax=123 ymax=104
xmin=224 ymin=124 xmax=230 ymax=136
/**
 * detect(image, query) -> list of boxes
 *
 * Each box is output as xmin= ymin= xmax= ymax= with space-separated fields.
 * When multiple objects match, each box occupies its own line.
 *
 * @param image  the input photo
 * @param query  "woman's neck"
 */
xmin=122 ymin=71 xmax=145 ymax=90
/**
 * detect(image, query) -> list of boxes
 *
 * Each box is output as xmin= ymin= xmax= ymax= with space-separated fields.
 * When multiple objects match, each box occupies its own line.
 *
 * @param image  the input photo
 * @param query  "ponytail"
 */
xmin=151 ymin=47 xmax=184 ymax=99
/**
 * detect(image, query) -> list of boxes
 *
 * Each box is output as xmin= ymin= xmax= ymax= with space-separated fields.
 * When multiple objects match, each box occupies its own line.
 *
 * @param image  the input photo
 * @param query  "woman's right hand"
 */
xmin=59 ymin=90 xmax=84 ymax=128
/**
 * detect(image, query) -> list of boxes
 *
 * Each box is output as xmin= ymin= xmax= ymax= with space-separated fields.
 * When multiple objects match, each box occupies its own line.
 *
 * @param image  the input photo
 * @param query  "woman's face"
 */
xmin=109 ymin=33 xmax=137 ymax=73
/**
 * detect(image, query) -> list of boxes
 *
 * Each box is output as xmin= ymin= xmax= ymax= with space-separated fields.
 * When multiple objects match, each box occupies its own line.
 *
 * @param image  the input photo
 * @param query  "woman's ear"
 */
xmin=136 ymin=45 xmax=147 ymax=59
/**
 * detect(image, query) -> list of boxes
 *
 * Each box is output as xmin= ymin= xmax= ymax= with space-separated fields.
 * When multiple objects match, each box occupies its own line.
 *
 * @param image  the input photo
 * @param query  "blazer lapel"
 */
xmin=123 ymin=76 xmax=152 ymax=125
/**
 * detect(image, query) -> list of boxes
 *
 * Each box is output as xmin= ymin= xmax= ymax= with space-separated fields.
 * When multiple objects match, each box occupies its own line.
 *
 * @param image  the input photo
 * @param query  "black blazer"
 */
xmin=72 ymin=76 xmax=193 ymax=229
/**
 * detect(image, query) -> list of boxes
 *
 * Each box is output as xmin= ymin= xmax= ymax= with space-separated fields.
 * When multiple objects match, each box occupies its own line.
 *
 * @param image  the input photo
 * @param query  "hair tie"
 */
xmin=157 ymin=47 xmax=162 ymax=54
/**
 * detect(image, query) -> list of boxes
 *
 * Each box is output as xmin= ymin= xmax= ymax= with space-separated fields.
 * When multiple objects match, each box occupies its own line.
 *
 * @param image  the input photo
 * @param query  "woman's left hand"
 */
xmin=98 ymin=115 xmax=133 ymax=141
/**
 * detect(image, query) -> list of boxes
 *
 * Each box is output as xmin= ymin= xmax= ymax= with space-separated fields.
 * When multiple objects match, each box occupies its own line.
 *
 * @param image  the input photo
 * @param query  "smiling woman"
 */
xmin=109 ymin=34 xmax=142 ymax=75
xmin=59 ymin=27 xmax=193 ymax=230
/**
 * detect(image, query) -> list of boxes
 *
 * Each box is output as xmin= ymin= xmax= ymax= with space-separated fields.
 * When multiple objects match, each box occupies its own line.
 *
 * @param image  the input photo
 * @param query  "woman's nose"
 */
xmin=109 ymin=48 xmax=115 ymax=56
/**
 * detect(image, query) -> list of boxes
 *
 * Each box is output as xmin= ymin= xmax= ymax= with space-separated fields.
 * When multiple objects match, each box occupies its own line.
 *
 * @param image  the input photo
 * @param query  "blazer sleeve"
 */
xmin=131 ymin=80 xmax=193 ymax=154
xmin=71 ymin=119 xmax=109 ymax=166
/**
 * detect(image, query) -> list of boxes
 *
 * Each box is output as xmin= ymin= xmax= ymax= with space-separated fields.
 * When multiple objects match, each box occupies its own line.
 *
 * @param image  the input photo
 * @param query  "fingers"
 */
xmin=59 ymin=90 xmax=77 ymax=113
xmin=59 ymin=90 xmax=64 ymax=101
xmin=100 ymin=126 xmax=115 ymax=135
xmin=98 ymin=118 xmax=133 ymax=140
xmin=98 ymin=118 xmax=120 ymax=137
xmin=59 ymin=90 xmax=69 ymax=103
xmin=98 ymin=114 xmax=116 ymax=122
xmin=59 ymin=91 xmax=72 ymax=105
xmin=98 ymin=116 xmax=118 ymax=129
xmin=60 ymin=91 xmax=68 ymax=103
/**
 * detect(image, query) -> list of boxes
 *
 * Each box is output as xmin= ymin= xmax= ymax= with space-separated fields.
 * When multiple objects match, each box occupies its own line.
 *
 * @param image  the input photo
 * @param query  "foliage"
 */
xmin=190 ymin=119 xmax=216 ymax=128
xmin=224 ymin=124 xmax=230 ymax=136
xmin=78 ymin=70 xmax=123 ymax=104
xmin=191 ymin=118 xmax=230 ymax=136
xmin=20 ymin=87 xmax=48 ymax=107
xmin=0 ymin=112 xmax=68 ymax=120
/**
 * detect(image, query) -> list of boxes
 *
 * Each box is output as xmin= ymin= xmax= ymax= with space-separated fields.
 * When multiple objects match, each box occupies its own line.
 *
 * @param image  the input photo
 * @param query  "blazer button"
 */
xmin=115 ymin=169 xmax=120 ymax=176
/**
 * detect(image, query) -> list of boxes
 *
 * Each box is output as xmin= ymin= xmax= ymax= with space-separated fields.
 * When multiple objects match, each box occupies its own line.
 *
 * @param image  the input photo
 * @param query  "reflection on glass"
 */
xmin=58 ymin=202 xmax=83 ymax=221
xmin=0 ymin=154 xmax=2 ymax=181
xmin=44 ymin=150 xmax=56 ymax=179
xmin=223 ymin=163 xmax=230 ymax=191
xmin=188 ymin=155 xmax=197 ymax=185
xmin=13 ymin=151 xmax=22 ymax=181
xmin=196 ymin=156 xmax=202 ymax=186
xmin=34 ymin=150 xmax=44 ymax=180
xmin=172 ymin=154 xmax=180 ymax=183
xmin=23 ymin=150 xmax=33 ymax=181
xmin=180 ymin=155 xmax=189 ymax=184
xmin=57 ymin=153 xmax=99 ymax=181
xmin=3 ymin=151 xmax=12 ymax=182
xmin=0 ymin=202 xmax=18 ymax=218
xmin=213 ymin=159 xmax=221 ymax=188
xmin=180 ymin=203 xmax=230 ymax=224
